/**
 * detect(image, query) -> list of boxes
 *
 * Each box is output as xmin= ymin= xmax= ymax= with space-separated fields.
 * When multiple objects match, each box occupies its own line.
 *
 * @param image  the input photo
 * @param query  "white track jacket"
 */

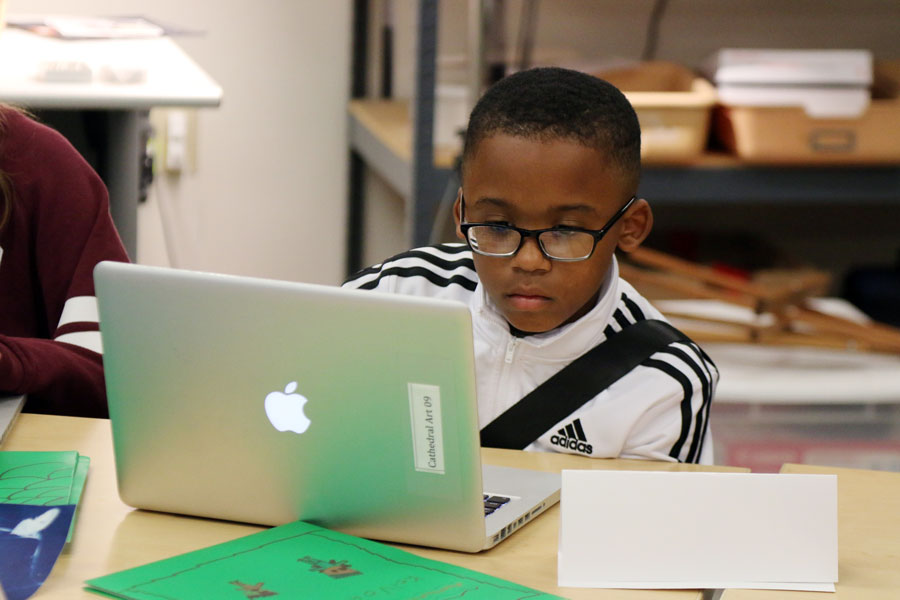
xmin=344 ymin=244 xmax=717 ymax=464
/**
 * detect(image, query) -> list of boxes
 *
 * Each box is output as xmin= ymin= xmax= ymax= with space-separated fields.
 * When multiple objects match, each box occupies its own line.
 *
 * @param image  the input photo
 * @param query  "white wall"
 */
xmin=13 ymin=0 xmax=352 ymax=285
xmin=436 ymin=0 xmax=900 ymax=71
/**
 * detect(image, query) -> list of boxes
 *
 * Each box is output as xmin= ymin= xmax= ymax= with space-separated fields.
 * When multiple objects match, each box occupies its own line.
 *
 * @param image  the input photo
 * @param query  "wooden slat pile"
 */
xmin=621 ymin=247 xmax=900 ymax=353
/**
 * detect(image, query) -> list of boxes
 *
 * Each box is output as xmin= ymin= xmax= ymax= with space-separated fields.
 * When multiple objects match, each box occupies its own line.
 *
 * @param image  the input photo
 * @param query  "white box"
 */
xmin=708 ymin=49 xmax=873 ymax=118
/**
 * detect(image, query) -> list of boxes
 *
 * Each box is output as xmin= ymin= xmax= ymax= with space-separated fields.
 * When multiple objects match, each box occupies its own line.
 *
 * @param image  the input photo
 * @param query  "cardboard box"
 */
xmin=594 ymin=61 xmax=716 ymax=161
xmin=713 ymin=58 xmax=900 ymax=163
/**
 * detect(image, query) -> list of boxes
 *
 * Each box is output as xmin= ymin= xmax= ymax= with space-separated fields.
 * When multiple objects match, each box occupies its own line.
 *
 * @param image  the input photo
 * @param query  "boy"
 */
xmin=344 ymin=67 xmax=716 ymax=464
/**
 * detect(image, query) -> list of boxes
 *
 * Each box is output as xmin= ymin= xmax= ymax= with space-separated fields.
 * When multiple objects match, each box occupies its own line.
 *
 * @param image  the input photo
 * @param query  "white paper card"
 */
xmin=558 ymin=470 xmax=837 ymax=591
xmin=407 ymin=383 xmax=445 ymax=474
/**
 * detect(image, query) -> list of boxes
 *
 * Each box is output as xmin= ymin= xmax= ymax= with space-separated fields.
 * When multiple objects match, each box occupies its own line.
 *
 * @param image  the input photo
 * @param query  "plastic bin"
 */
xmin=713 ymin=60 xmax=900 ymax=163
xmin=593 ymin=61 xmax=717 ymax=161
xmin=654 ymin=298 xmax=900 ymax=473
xmin=712 ymin=402 xmax=900 ymax=473
xmin=701 ymin=337 xmax=900 ymax=473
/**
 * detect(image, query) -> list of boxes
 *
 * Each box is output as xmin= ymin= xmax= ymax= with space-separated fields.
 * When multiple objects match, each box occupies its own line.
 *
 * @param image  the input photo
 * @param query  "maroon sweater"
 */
xmin=0 ymin=108 xmax=129 ymax=418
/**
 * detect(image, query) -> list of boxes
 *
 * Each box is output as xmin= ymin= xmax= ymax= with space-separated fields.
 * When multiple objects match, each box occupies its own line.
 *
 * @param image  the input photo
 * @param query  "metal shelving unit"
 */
xmin=347 ymin=0 xmax=900 ymax=275
xmin=640 ymin=164 xmax=900 ymax=204
xmin=347 ymin=0 xmax=453 ymax=274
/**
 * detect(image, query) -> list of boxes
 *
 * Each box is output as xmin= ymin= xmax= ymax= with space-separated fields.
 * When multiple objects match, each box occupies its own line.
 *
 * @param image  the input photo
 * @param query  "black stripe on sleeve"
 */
xmin=428 ymin=243 xmax=471 ymax=255
xmin=657 ymin=345 xmax=712 ymax=464
xmin=612 ymin=308 xmax=633 ymax=330
xmin=344 ymin=245 xmax=475 ymax=286
xmin=690 ymin=342 xmax=716 ymax=452
xmin=387 ymin=243 xmax=470 ymax=260
xmin=398 ymin=248 xmax=475 ymax=273
xmin=357 ymin=266 xmax=478 ymax=291
xmin=343 ymin=262 xmax=385 ymax=283
xmin=621 ymin=293 xmax=647 ymax=321
xmin=642 ymin=357 xmax=694 ymax=463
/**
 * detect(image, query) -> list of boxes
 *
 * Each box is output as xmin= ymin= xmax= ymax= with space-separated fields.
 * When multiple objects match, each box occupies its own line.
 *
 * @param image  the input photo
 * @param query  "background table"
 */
xmin=3 ymin=414 xmax=749 ymax=599
xmin=0 ymin=26 xmax=222 ymax=258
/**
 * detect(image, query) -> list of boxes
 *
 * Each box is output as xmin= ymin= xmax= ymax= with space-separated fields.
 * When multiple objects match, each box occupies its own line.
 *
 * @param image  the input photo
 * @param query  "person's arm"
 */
xmin=0 ymin=337 xmax=108 ymax=417
xmin=617 ymin=341 xmax=718 ymax=464
xmin=0 ymin=121 xmax=128 ymax=417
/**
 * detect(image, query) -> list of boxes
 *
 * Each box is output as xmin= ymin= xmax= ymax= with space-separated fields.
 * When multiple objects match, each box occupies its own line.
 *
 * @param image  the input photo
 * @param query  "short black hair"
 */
xmin=461 ymin=67 xmax=641 ymax=193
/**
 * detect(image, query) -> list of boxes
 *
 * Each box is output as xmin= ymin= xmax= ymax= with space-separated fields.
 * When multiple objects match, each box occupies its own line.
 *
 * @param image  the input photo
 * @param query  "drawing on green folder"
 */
xmin=0 ymin=451 xmax=80 ymax=505
xmin=298 ymin=554 xmax=363 ymax=579
xmin=86 ymin=520 xmax=564 ymax=600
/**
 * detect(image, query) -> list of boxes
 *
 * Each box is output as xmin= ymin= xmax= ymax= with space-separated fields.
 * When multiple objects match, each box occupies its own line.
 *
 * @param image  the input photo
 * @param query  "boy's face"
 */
xmin=455 ymin=133 xmax=646 ymax=334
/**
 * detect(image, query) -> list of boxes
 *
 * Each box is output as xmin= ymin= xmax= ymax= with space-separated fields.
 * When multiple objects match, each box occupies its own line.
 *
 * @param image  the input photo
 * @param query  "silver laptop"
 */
xmin=94 ymin=261 xmax=559 ymax=552
xmin=0 ymin=395 xmax=26 ymax=446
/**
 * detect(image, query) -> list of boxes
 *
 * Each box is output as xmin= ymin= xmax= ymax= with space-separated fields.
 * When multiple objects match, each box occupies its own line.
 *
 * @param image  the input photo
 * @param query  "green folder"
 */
xmin=0 ymin=450 xmax=89 ymax=541
xmin=86 ymin=520 xmax=564 ymax=599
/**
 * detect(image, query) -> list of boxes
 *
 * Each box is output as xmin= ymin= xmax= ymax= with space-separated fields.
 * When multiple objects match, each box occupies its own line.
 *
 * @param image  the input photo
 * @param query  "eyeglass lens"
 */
xmin=467 ymin=226 xmax=596 ymax=259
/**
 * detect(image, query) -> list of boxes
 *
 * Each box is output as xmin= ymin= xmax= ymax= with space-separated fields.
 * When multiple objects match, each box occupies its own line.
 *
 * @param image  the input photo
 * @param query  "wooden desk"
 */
xmin=721 ymin=463 xmax=900 ymax=599
xmin=5 ymin=414 xmax=746 ymax=599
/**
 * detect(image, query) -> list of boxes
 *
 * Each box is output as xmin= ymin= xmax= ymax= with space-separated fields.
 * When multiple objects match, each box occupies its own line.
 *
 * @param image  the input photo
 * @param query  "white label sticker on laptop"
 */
xmin=408 ymin=383 xmax=445 ymax=474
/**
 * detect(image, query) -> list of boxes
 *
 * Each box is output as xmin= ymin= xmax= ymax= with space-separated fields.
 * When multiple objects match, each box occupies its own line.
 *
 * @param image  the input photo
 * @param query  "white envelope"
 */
xmin=558 ymin=470 xmax=838 ymax=592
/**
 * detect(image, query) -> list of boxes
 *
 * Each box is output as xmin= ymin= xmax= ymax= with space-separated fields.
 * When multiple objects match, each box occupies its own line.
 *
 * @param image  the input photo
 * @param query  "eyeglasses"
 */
xmin=459 ymin=195 xmax=636 ymax=262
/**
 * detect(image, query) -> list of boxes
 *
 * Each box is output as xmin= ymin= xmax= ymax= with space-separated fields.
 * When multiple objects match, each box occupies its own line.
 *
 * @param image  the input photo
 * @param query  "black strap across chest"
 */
xmin=479 ymin=319 xmax=690 ymax=450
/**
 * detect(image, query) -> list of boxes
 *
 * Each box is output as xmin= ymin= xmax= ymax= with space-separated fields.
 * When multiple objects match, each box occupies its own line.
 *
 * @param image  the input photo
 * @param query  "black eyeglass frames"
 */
xmin=459 ymin=195 xmax=636 ymax=261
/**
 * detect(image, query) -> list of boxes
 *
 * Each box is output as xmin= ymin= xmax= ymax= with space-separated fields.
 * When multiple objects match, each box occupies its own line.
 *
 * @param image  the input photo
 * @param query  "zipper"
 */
xmin=504 ymin=337 xmax=519 ymax=364
xmin=490 ymin=335 xmax=520 ymax=420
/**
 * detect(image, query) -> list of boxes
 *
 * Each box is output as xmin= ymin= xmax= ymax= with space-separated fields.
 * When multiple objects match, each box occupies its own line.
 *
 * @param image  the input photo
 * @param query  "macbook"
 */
xmin=0 ymin=395 xmax=25 ymax=446
xmin=94 ymin=261 xmax=560 ymax=552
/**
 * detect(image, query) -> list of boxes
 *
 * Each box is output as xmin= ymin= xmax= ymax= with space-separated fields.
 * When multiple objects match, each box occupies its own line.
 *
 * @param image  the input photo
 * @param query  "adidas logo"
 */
xmin=550 ymin=418 xmax=593 ymax=455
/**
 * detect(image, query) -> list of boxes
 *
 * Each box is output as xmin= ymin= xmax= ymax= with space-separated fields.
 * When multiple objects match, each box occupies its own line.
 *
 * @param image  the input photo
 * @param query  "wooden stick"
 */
xmin=677 ymin=324 xmax=880 ymax=352
xmin=618 ymin=263 xmax=758 ymax=307
xmin=626 ymin=247 xmax=777 ymax=300
xmin=785 ymin=306 xmax=900 ymax=353
xmin=797 ymin=304 xmax=900 ymax=345
xmin=660 ymin=310 xmax=763 ymax=332
xmin=756 ymin=330 xmax=875 ymax=351
xmin=621 ymin=247 xmax=900 ymax=355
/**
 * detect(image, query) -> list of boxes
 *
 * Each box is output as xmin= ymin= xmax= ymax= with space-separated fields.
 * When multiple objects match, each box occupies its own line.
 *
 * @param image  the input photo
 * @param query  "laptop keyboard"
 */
xmin=483 ymin=494 xmax=511 ymax=516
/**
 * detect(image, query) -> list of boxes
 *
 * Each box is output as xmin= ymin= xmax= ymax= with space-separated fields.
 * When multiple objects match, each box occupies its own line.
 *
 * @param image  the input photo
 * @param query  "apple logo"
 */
xmin=264 ymin=381 xmax=311 ymax=434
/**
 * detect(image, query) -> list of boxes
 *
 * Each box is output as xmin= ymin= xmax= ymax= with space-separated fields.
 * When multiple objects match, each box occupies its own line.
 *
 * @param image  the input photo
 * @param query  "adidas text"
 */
xmin=550 ymin=435 xmax=593 ymax=455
